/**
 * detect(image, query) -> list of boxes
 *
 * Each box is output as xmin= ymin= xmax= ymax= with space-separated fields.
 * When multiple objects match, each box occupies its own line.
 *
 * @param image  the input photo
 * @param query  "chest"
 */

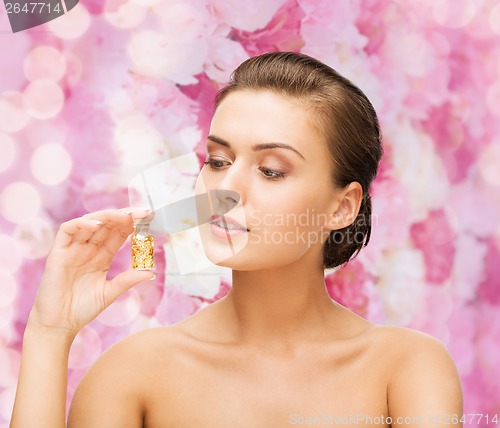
xmin=143 ymin=345 xmax=390 ymax=428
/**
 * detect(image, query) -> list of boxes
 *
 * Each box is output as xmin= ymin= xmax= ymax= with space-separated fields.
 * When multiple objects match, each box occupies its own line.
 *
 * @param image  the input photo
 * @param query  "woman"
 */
xmin=11 ymin=52 xmax=463 ymax=427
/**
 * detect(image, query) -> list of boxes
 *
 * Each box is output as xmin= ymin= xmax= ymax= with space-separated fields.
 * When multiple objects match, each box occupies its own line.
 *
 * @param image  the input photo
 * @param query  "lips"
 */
xmin=210 ymin=214 xmax=249 ymax=231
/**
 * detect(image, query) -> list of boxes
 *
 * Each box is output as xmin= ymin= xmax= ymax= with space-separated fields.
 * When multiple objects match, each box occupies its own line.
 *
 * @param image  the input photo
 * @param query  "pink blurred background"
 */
xmin=1 ymin=0 xmax=500 ymax=425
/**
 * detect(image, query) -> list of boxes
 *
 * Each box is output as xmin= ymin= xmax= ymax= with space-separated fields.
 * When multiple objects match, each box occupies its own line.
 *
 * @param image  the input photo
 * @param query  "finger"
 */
xmin=86 ymin=216 xmax=125 ymax=247
xmin=89 ymin=222 xmax=134 ymax=256
xmin=104 ymin=269 xmax=156 ymax=306
xmin=86 ymin=208 xmax=153 ymax=247
xmin=53 ymin=217 xmax=103 ymax=248
xmin=84 ymin=208 xmax=153 ymax=241
xmin=82 ymin=209 xmax=140 ymax=246
xmin=99 ymin=222 xmax=135 ymax=256
xmin=118 ymin=206 xmax=153 ymax=219
xmin=118 ymin=207 xmax=155 ymax=225
xmin=82 ymin=208 xmax=133 ymax=227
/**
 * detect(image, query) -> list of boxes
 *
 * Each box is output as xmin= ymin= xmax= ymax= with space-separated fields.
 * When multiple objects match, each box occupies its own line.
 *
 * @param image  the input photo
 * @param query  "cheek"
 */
xmin=267 ymin=180 xmax=328 ymax=215
xmin=249 ymin=187 xmax=327 ymax=234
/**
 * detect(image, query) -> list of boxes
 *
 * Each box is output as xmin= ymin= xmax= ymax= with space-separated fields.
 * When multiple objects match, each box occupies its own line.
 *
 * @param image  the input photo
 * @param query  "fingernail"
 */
xmin=131 ymin=208 xmax=151 ymax=217
xmin=86 ymin=219 xmax=102 ymax=225
xmin=149 ymin=274 xmax=156 ymax=281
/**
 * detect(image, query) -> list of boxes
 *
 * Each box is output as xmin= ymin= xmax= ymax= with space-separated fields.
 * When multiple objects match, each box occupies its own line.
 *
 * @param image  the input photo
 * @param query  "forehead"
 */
xmin=209 ymin=90 xmax=327 ymax=157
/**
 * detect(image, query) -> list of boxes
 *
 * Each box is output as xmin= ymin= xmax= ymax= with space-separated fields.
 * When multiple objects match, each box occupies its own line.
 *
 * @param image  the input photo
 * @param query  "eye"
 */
xmin=203 ymin=157 xmax=286 ymax=181
xmin=203 ymin=158 xmax=230 ymax=170
xmin=259 ymin=168 xmax=285 ymax=181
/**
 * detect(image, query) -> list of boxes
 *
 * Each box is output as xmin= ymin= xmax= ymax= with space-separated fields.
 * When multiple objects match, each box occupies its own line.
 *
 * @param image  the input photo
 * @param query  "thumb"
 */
xmin=105 ymin=269 xmax=155 ymax=305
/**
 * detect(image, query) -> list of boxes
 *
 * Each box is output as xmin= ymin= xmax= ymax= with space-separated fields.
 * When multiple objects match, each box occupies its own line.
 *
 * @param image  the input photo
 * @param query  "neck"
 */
xmin=219 ymin=254 xmax=339 ymax=352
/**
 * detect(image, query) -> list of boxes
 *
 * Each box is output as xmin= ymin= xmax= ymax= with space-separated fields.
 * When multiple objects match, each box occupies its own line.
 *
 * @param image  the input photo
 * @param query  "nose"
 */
xmin=212 ymin=160 xmax=245 ymax=212
xmin=212 ymin=189 xmax=239 ymax=214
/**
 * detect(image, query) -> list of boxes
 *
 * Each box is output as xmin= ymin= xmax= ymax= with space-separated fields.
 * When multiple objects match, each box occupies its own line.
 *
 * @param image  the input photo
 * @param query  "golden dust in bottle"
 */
xmin=132 ymin=222 xmax=154 ymax=270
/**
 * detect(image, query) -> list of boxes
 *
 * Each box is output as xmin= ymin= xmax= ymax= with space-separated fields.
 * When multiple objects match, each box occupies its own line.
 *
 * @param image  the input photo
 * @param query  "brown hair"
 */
xmin=214 ymin=51 xmax=383 ymax=269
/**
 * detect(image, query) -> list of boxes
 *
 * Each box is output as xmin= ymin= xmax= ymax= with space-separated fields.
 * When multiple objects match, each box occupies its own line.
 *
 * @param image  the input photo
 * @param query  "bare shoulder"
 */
xmin=68 ymin=325 xmax=182 ymax=427
xmin=367 ymin=324 xmax=458 ymax=368
xmin=368 ymin=325 xmax=463 ymax=426
xmin=367 ymin=324 xmax=448 ymax=350
xmin=366 ymin=324 xmax=461 ymax=380
xmin=89 ymin=323 xmax=184 ymax=366
xmin=87 ymin=324 xmax=187 ymax=382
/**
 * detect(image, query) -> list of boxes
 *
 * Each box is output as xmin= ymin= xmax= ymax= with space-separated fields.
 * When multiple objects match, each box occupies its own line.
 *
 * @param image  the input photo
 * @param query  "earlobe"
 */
xmin=327 ymin=210 xmax=344 ymax=230
xmin=326 ymin=182 xmax=363 ymax=231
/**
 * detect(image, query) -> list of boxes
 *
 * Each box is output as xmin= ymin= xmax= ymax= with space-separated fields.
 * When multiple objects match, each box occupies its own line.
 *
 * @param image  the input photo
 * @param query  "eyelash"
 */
xmin=203 ymin=159 xmax=286 ymax=181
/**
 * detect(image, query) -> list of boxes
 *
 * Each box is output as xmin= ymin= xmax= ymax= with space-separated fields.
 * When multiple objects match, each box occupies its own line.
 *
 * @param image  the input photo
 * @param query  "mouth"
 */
xmin=209 ymin=214 xmax=249 ymax=232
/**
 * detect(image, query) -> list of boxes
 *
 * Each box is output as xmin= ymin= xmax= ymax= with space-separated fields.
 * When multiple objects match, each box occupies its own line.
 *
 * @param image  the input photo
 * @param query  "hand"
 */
xmin=27 ymin=208 xmax=155 ymax=338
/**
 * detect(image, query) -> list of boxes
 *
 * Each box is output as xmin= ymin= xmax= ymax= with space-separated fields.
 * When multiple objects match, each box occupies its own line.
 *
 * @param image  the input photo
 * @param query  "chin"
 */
xmin=202 ymin=239 xmax=304 ymax=272
xmin=198 ymin=222 xmax=248 ymax=266
xmin=209 ymin=253 xmax=273 ymax=271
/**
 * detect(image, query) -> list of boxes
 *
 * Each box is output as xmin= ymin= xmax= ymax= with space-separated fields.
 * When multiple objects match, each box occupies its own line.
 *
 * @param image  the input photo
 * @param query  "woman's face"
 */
xmin=196 ymin=90 xmax=342 ymax=271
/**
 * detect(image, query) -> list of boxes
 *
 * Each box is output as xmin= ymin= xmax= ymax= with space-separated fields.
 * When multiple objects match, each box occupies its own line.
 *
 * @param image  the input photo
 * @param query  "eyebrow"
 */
xmin=206 ymin=134 xmax=306 ymax=160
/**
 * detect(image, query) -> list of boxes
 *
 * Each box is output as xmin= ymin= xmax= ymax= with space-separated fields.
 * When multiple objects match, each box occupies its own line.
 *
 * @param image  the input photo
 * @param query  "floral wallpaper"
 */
xmin=1 ymin=0 xmax=500 ymax=425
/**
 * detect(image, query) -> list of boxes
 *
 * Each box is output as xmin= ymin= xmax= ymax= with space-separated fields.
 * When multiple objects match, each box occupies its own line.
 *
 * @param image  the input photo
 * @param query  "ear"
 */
xmin=326 ymin=182 xmax=363 ymax=231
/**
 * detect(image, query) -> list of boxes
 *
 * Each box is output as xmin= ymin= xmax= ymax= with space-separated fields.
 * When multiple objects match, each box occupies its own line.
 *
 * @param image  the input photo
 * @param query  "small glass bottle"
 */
xmin=131 ymin=220 xmax=155 ymax=270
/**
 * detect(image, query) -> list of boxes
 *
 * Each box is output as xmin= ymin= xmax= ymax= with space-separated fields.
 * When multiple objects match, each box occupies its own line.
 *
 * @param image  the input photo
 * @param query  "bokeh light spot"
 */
xmin=47 ymin=3 xmax=91 ymax=39
xmin=0 ymin=91 xmax=30 ymax=133
xmin=97 ymin=288 xmax=141 ymax=327
xmin=0 ymin=182 xmax=41 ymax=224
xmin=128 ymin=30 xmax=184 ymax=78
xmin=0 ymin=133 xmax=17 ymax=173
xmin=82 ymin=173 xmax=129 ymax=212
xmin=433 ymin=0 xmax=476 ymax=28
xmin=486 ymin=81 xmax=500 ymax=117
xmin=13 ymin=218 xmax=55 ymax=260
xmin=24 ymin=46 xmax=67 ymax=82
xmin=0 ymin=272 xmax=17 ymax=309
xmin=30 ymin=143 xmax=72 ymax=185
xmin=158 ymin=3 xmax=204 ymax=43
xmin=0 ymin=385 xmax=16 ymax=422
xmin=478 ymin=139 xmax=500 ymax=187
xmin=0 ymin=385 xmax=17 ymax=421
xmin=0 ymin=235 xmax=22 ymax=273
xmin=107 ymin=89 xmax=134 ymax=122
xmin=114 ymin=113 xmax=165 ymax=168
xmin=68 ymin=325 xmax=102 ymax=369
xmin=104 ymin=0 xmax=147 ymax=29
xmin=0 ymin=348 xmax=20 ymax=388
xmin=489 ymin=3 xmax=500 ymax=36
xmin=0 ymin=305 xmax=13 ymax=331
xmin=23 ymin=80 xmax=65 ymax=120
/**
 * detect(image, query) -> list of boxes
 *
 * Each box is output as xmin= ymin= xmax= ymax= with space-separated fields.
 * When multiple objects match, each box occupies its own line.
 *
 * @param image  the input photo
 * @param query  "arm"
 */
xmin=10 ymin=322 xmax=75 ymax=428
xmin=387 ymin=329 xmax=463 ymax=427
xmin=9 ymin=208 xmax=154 ymax=428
